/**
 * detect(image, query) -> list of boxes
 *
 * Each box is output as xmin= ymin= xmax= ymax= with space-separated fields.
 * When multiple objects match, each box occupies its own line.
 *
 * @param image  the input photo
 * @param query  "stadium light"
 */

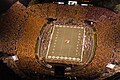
xmin=58 ymin=2 xmax=64 ymax=4
xmin=81 ymin=4 xmax=88 ymax=6
xmin=68 ymin=1 xmax=77 ymax=5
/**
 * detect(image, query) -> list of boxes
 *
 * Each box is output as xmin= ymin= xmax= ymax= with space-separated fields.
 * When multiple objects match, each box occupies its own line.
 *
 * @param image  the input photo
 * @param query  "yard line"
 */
xmin=68 ymin=28 xmax=73 ymax=57
xmin=46 ymin=26 xmax=56 ymax=58
xmin=60 ymin=26 xmax=65 ymax=56
xmin=81 ymin=27 xmax=86 ymax=62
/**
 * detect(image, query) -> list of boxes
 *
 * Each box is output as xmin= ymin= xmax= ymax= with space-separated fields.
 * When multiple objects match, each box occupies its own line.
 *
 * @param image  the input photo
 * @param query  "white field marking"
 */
xmin=60 ymin=25 xmax=63 ymax=28
xmin=63 ymin=25 xmax=66 ymax=28
xmin=65 ymin=40 xmax=70 ymax=43
xmin=76 ymin=44 xmax=79 ymax=54
xmin=52 ymin=56 xmax=55 ymax=59
xmin=64 ymin=25 xmax=67 ymax=28
xmin=46 ymin=26 xmax=56 ymax=58
xmin=72 ymin=58 xmax=76 ymax=60
xmin=54 ymin=25 xmax=80 ymax=29
xmin=60 ymin=56 xmax=64 ymax=59
xmin=59 ymin=27 xmax=65 ymax=56
xmin=68 ymin=28 xmax=73 ymax=55
xmin=55 ymin=25 xmax=59 ymax=27
xmin=76 ymin=58 xmax=80 ymax=61
xmin=55 ymin=40 xmax=57 ymax=42
xmin=48 ymin=56 xmax=52 ymax=59
xmin=81 ymin=27 xmax=84 ymax=29
xmin=56 ymin=56 xmax=60 ymax=59
xmin=56 ymin=34 xmax=58 ymax=36
xmin=79 ymin=33 xmax=81 ymax=35
xmin=67 ymin=26 xmax=69 ymax=28
xmin=78 ymin=36 xmax=81 ymax=38
xmin=53 ymin=48 xmax=55 ymax=50
xmin=76 ymin=47 xmax=79 ymax=49
xmin=76 ymin=50 xmax=78 ymax=52
xmin=81 ymin=27 xmax=86 ymax=62
xmin=73 ymin=26 xmax=77 ymax=28
xmin=68 ymin=57 xmax=72 ymax=60
xmin=64 ymin=57 xmax=68 ymax=60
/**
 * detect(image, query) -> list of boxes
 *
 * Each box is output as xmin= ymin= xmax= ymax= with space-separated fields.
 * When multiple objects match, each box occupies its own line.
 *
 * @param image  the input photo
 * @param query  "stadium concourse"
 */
xmin=0 ymin=1 xmax=120 ymax=80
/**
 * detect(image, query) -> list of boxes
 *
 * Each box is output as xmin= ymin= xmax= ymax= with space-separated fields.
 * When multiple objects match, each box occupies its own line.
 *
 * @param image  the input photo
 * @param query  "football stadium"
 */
xmin=0 ymin=0 xmax=120 ymax=80
xmin=35 ymin=20 xmax=96 ymax=67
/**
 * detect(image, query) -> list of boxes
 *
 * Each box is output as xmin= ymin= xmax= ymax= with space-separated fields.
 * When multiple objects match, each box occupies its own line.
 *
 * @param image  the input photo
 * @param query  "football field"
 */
xmin=45 ymin=25 xmax=88 ymax=62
